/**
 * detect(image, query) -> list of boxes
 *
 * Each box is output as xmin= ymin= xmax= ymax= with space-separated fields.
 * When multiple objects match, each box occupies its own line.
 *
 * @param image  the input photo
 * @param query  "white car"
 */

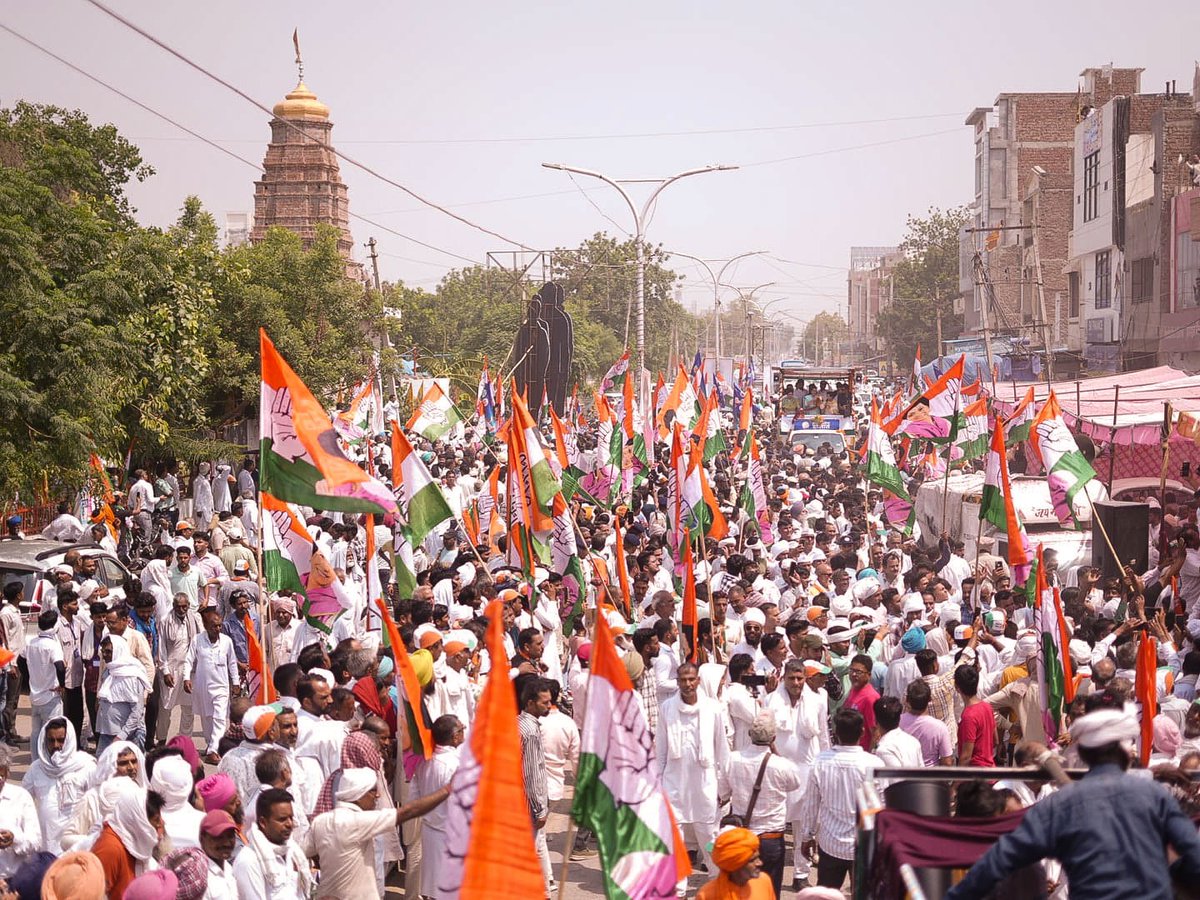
xmin=0 ymin=537 xmax=132 ymax=621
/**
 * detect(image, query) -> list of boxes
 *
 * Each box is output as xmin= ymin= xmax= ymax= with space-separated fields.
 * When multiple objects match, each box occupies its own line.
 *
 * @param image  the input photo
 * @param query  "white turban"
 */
xmin=1068 ymin=638 xmax=1092 ymax=667
xmin=457 ymin=562 xmax=476 ymax=586
xmin=901 ymin=594 xmax=924 ymax=615
xmin=742 ymin=608 xmax=766 ymax=626
xmin=1069 ymin=709 xmax=1139 ymax=749
xmin=829 ymin=595 xmax=853 ymax=617
xmin=1012 ymin=632 xmax=1040 ymax=664
xmin=335 ymin=767 xmax=379 ymax=803
xmin=432 ymin=579 xmax=455 ymax=606
xmin=936 ymin=601 xmax=961 ymax=625
xmin=851 ymin=578 xmax=881 ymax=603
xmin=150 ymin=755 xmax=195 ymax=808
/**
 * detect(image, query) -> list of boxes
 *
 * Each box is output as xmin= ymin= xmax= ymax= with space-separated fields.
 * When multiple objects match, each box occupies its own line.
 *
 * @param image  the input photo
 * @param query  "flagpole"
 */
xmin=1159 ymin=402 xmax=1172 ymax=514
xmin=254 ymin=496 xmax=271 ymax=703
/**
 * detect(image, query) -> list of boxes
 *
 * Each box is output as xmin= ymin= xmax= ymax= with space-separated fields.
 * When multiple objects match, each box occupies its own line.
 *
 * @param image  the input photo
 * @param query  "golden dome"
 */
xmin=272 ymin=80 xmax=330 ymax=120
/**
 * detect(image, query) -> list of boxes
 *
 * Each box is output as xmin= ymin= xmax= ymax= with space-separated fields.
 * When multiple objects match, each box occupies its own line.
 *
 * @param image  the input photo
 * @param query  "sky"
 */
xmin=3 ymin=0 xmax=1197 ymax=330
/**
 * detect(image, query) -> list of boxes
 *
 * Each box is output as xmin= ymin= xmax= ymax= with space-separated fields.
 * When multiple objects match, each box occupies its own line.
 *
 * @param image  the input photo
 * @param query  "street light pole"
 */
xmin=719 ymin=282 xmax=776 ymax=362
xmin=542 ymin=163 xmax=738 ymax=399
xmin=670 ymin=250 xmax=766 ymax=357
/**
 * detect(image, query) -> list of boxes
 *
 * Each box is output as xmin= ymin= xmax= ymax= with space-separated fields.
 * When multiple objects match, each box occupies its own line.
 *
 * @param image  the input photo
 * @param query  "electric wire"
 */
xmin=80 ymin=0 xmax=533 ymax=250
xmin=0 ymin=20 xmax=480 ymax=265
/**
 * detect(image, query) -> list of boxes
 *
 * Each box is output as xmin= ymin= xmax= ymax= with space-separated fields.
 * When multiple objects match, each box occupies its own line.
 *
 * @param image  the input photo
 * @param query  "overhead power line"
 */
xmin=741 ymin=127 xmax=962 ymax=168
xmin=127 ymin=110 xmax=964 ymax=146
xmin=79 ymin=0 xmax=533 ymax=250
xmin=0 ymin=21 xmax=479 ymax=265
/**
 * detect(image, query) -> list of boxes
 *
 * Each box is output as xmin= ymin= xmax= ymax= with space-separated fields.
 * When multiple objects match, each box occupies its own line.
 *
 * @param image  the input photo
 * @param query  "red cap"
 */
xmin=200 ymin=810 xmax=238 ymax=837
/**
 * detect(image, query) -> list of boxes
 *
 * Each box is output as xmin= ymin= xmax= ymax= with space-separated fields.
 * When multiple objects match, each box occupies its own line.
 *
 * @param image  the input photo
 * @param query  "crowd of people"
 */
xmin=1 ymin=372 xmax=1200 ymax=900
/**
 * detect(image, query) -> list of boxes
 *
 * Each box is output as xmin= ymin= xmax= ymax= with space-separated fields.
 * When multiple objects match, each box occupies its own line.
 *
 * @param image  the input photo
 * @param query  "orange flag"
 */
xmin=243 ymin=614 xmax=277 ymax=705
xmin=613 ymin=518 xmax=634 ymax=618
xmin=446 ymin=600 xmax=545 ymax=899
xmin=376 ymin=598 xmax=433 ymax=759
xmin=1135 ymin=635 xmax=1158 ymax=767
xmin=681 ymin=530 xmax=698 ymax=662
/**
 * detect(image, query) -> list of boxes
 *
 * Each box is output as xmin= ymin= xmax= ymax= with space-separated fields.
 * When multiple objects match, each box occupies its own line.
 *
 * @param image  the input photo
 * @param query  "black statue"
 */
xmin=512 ymin=282 xmax=573 ymax=418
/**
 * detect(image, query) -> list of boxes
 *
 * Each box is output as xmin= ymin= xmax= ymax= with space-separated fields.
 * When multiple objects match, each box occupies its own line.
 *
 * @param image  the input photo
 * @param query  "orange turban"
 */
xmin=710 ymin=827 xmax=759 ymax=873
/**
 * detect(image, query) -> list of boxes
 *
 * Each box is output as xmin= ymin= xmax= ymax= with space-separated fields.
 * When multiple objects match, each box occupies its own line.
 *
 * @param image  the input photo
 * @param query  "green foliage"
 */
xmin=875 ymin=206 xmax=970 ymax=372
xmin=393 ymin=233 xmax=700 ymax=391
xmin=0 ymin=103 xmax=390 ymax=496
xmin=800 ymin=312 xmax=848 ymax=361
xmin=206 ymin=225 xmax=384 ymax=426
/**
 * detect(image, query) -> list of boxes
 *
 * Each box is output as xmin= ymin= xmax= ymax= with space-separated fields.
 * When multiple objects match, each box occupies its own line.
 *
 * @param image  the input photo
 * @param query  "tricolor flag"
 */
xmin=1004 ymin=387 xmax=1036 ymax=443
xmin=439 ymin=600 xmax=546 ymax=900
xmin=692 ymin=391 xmax=727 ymax=463
xmin=406 ymin=382 xmax=463 ymax=442
xmin=600 ymin=349 xmax=631 ymax=393
xmin=505 ymin=385 xmax=562 ymax=574
xmin=376 ymin=598 xmax=433 ymax=761
xmin=911 ymin=343 xmax=922 ymax=388
xmin=612 ymin=516 xmax=634 ymax=618
xmin=1029 ymin=391 xmax=1097 ymax=529
xmin=953 ymin=397 xmax=989 ymax=463
xmin=551 ymin=493 xmax=589 ymax=638
xmin=684 ymin=433 xmax=728 ymax=542
xmin=1033 ymin=544 xmax=1073 ymax=740
xmin=980 ymin=425 xmax=1032 ymax=586
xmin=390 ymin=424 xmax=453 ymax=598
xmin=260 ymin=330 xmax=397 ymax=515
xmin=907 ymin=354 xmax=965 ymax=442
xmin=657 ymin=366 xmax=699 ymax=437
xmin=572 ymin=612 xmax=691 ymax=898
xmin=865 ymin=398 xmax=910 ymax=502
xmin=261 ymin=493 xmax=315 ymax=601
xmin=865 ymin=398 xmax=914 ymax=534
xmin=737 ymin=432 xmax=773 ymax=546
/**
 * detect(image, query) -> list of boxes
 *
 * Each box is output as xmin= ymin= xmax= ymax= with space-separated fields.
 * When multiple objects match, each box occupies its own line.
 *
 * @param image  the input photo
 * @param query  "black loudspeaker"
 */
xmin=1092 ymin=500 xmax=1148 ymax=578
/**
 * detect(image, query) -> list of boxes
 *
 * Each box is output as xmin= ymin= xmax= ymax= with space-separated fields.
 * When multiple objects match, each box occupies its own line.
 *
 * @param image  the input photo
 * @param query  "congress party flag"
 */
xmin=1029 ymin=391 xmax=1097 ymax=529
xmin=406 ymin=382 xmax=463 ymax=442
xmin=573 ymin=610 xmax=691 ymax=898
xmin=260 ymin=329 xmax=397 ymax=515
xmin=980 ymin=424 xmax=1032 ymax=586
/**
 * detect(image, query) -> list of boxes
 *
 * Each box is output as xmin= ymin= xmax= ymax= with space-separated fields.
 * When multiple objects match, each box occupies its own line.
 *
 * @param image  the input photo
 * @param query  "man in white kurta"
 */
xmin=183 ymin=606 xmax=240 ymax=761
xmin=654 ymin=662 xmax=730 ymax=878
xmin=766 ymin=658 xmax=831 ymax=884
xmin=158 ymin=594 xmax=202 ymax=743
xmin=0 ymin=746 xmax=41 ymax=878
xmin=412 ymin=717 xmax=463 ymax=899
xmin=22 ymin=717 xmax=96 ymax=852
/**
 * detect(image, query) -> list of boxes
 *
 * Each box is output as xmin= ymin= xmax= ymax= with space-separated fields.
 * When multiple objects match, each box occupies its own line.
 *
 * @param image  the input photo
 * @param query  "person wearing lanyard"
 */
xmin=81 ymin=601 xmax=108 ymax=750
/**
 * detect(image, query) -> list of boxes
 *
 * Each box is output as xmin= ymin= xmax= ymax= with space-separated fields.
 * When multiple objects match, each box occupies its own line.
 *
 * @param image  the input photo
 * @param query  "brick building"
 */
xmin=1065 ymin=70 xmax=1200 ymax=372
xmin=1135 ymin=66 xmax=1200 ymax=370
xmin=846 ymin=246 xmax=901 ymax=367
xmin=959 ymin=66 xmax=1144 ymax=376
xmin=250 ymin=71 xmax=357 ymax=262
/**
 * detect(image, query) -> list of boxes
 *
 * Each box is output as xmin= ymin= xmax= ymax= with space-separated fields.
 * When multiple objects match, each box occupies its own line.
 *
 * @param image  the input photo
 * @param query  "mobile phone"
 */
xmin=1184 ymin=462 xmax=1191 ymax=478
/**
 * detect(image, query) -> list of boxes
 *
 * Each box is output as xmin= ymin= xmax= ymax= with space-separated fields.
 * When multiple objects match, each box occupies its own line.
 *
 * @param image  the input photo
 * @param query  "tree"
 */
xmin=0 ymin=103 xmax=219 ymax=493
xmin=205 ymin=224 xmax=385 ymax=429
xmin=800 ymin=312 xmax=848 ymax=363
xmin=875 ymin=206 xmax=970 ymax=372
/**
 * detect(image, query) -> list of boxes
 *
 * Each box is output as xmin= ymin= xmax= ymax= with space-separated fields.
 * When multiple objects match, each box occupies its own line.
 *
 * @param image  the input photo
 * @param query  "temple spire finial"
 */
xmin=292 ymin=28 xmax=304 ymax=82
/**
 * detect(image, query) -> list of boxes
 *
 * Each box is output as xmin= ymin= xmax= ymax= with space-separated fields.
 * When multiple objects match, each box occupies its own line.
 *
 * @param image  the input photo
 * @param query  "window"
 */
xmin=1068 ymin=271 xmax=1080 ymax=318
xmin=1180 ymin=232 xmax=1200 ymax=310
xmin=1083 ymin=151 xmax=1100 ymax=222
xmin=1095 ymin=250 xmax=1111 ymax=309
xmin=1130 ymin=257 xmax=1154 ymax=304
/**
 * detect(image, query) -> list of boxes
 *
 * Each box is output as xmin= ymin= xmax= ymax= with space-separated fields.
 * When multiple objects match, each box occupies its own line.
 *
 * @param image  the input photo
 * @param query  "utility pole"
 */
xmin=542 ymin=162 xmax=737 ymax=410
xmin=936 ymin=309 xmax=943 ymax=358
xmin=367 ymin=236 xmax=382 ymax=291
xmin=669 ymin=250 xmax=767 ymax=358
xmin=365 ymin=237 xmax=400 ymax=408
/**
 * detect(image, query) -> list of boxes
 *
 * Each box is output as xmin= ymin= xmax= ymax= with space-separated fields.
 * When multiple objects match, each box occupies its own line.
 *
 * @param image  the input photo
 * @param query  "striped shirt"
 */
xmin=798 ymin=744 xmax=883 ymax=860
xmin=517 ymin=711 xmax=548 ymax=822
xmin=635 ymin=668 xmax=659 ymax=738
